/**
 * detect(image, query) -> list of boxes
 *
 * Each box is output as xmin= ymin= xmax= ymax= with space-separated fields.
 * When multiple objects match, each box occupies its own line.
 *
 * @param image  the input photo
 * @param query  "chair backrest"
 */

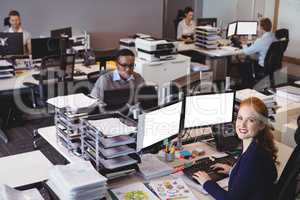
xmin=38 ymin=54 xmax=75 ymax=103
xmin=276 ymin=115 xmax=300 ymax=200
xmin=174 ymin=9 xmax=185 ymax=38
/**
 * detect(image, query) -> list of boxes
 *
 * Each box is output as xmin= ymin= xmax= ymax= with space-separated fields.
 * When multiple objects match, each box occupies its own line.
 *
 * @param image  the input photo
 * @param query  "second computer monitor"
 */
xmin=136 ymin=101 xmax=183 ymax=152
xmin=51 ymin=27 xmax=72 ymax=38
xmin=227 ymin=22 xmax=237 ymax=38
xmin=236 ymin=21 xmax=258 ymax=35
xmin=184 ymin=92 xmax=235 ymax=129
xmin=31 ymin=37 xmax=61 ymax=59
xmin=0 ymin=32 xmax=24 ymax=56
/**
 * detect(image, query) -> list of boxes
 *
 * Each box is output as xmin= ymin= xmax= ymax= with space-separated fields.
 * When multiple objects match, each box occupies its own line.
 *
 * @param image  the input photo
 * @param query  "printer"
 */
xmin=135 ymin=37 xmax=178 ymax=62
xmin=119 ymin=33 xmax=152 ymax=55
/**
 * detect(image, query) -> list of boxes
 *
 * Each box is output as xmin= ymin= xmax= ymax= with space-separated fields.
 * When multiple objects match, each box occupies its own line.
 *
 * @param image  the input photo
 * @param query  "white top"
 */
xmin=177 ymin=19 xmax=196 ymax=40
xmin=0 ymin=151 xmax=53 ymax=188
xmin=242 ymin=32 xmax=276 ymax=66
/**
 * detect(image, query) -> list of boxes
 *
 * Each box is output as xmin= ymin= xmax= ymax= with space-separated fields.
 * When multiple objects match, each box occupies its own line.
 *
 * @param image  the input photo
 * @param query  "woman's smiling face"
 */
xmin=235 ymin=105 xmax=266 ymax=140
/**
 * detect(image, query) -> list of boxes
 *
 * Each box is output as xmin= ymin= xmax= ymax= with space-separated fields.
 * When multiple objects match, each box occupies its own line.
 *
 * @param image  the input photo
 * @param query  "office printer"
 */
xmin=135 ymin=37 xmax=178 ymax=62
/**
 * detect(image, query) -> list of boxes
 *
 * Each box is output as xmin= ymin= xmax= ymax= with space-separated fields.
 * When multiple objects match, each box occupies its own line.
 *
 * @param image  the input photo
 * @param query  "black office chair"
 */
xmin=174 ymin=9 xmax=185 ymax=39
xmin=4 ymin=17 xmax=10 ymax=27
xmin=275 ymin=115 xmax=300 ymax=200
xmin=263 ymin=29 xmax=289 ymax=89
xmin=25 ymin=54 xmax=75 ymax=107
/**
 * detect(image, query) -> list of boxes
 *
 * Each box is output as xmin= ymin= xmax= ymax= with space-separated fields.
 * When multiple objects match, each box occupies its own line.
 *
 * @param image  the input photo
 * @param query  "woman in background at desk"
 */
xmin=193 ymin=97 xmax=278 ymax=200
xmin=177 ymin=7 xmax=196 ymax=43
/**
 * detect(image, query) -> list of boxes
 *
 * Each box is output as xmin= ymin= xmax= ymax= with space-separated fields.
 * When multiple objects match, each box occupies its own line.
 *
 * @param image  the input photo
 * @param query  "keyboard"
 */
xmin=183 ymin=156 xmax=237 ymax=183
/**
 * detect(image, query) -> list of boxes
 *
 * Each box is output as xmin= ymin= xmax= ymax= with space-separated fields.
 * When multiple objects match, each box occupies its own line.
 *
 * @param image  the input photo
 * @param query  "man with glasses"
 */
xmin=90 ymin=49 xmax=145 ymax=101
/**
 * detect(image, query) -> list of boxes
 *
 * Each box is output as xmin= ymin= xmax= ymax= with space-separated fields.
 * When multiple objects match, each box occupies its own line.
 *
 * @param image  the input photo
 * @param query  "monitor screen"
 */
xmin=0 ymin=32 xmax=23 ymax=56
xmin=184 ymin=92 xmax=235 ymax=129
xmin=51 ymin=27 xmax=72 ymax=38
xmin=227 ymin=22 xmax=237 ymax=38
xmin=236 ymin=21 xmax=258 ymax=35
xmin=136 ymin=101 xmax=182 ymax=152
xmin=31 ymin=37 xmax=61 ymax=59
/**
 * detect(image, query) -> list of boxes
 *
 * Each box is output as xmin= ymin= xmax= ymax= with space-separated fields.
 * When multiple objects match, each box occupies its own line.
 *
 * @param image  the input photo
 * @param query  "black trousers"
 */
xmin=239 ymin=59 xmax=266 ymax=88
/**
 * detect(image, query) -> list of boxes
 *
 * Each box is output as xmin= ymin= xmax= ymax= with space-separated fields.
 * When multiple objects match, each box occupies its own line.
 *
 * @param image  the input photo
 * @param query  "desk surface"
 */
xmin=178 ymin=42 xmax=241 ymax=57
xmin=0 ymin=63 xmax=99 ymax=92
xmin=0 ymin=150 xmax=53 ymax=188
xmin=37 ymin=125 xmax=293 ymax=199
xmin=38 ymin=126 xmax=83 ymax=163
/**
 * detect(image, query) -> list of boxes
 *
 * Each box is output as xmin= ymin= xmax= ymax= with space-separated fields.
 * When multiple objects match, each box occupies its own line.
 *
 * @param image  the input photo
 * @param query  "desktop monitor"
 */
xmin=236 ymin=21 xmax=258 ymax=35
xmin=103 ymin=88 xmax=134 ymax=111
xmin=50 ymin=27 xmax=72 ymax=38
xmin=183 ymin=92 xmax=235 ymax=129
xmin=0 ymin=32 xmax=23 ymax=56
xmin=136 ymin=101 xmax=183 ymax=152
xmin=31 ymin=38 xmax=61 ymax=59
xmin=197 ymin=18 xmax=217 ymax=27
xmin=227 ymin=22 xmax=237 ymax=38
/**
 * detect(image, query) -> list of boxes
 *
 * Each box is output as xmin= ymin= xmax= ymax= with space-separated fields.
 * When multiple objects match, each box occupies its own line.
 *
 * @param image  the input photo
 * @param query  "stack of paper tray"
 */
xmin=47 ymin=161 xmax=107 ymax=200
xmin=0 ymin=60 xmax=15 ymax=79
xmin=81 ymin=112 xmax=140 ymax=179
xmin=195 ymin=26 xmax=220 ymax=49
xmin=47 ymin=94 xmax=98 ymax=156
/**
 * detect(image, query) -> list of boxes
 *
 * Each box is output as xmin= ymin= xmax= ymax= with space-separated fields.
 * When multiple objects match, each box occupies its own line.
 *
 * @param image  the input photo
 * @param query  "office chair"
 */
xmin=24 ymin=54 xmax=75 ymax=108
xmin=174 ymin=9 xmax=185 ymax=39
xmin=263 ymin=29 xmax=289 ymax=90
xmin=4 ymin=17 xmax=10 ymax=27
xmin=275 ymin=115 xmax=300 ymax=200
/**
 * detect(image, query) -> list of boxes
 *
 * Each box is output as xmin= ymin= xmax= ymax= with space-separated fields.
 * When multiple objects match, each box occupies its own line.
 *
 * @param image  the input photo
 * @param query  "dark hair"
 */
xmin=184 ymin=7 xmax=194 ymax=15
xmin=9 ymin=10 xmax=20 ymax=17
xmin=115 ymin=49 xmax=135 ymax=60
xmin=240 ymin=97 xmax=278 ymax=164
xmin=260 ymin=18 xmax=272 ymax=32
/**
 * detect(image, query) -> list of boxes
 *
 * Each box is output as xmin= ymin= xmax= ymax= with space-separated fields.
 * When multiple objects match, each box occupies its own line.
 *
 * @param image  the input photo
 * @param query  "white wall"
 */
xmin=0 ymin=0 xmax=164 ymax=50
xmin=264 ymin=0 xmax=275 ymax=22
xmin=278 ymin=0 xmax=300 ymax=58
xmin=202 ymin=0 xmax=238 ymax=28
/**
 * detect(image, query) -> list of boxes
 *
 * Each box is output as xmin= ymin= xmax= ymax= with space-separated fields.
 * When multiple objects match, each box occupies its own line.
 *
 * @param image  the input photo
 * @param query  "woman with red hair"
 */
xmin=193 ymin=97 xmax=278 ymax=200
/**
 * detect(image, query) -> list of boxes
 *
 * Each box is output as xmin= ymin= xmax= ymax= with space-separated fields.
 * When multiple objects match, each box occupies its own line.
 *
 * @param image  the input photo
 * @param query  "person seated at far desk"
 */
xmin=177 ymin=7 xmax=196 ymax=43
xmin=4 ymin=10 xmax=32 ymax=55
xmin=90 ymin=49 xmax=145 ymax=101
xmin=237 ymin=18 xmax=276 ymax=87
xmin=193 ymin=97 xmax=278 ymax=200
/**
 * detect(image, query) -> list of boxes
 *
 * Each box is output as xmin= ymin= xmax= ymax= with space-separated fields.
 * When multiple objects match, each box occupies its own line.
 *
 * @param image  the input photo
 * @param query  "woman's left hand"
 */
xmin=193 ymin=171 xmax=212 ymax=185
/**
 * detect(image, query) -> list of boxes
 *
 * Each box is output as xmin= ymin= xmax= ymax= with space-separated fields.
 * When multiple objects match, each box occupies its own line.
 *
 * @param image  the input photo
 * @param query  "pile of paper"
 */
xmin=47 ymin=161 xmax=107 ymax=200
xmin=110 ymin=182 xmax=159 ymax=200
xmin=138 ymin=154 xmax=173 ymax=180
xmin=0 ymin=184 xmax=43 ymax=200
xmin=88 ymin=118 xmax=137 ymax=137
xmin=47 ymin=93 xmax=98 ymax=113
xmin=276 ymin=86 xmax=300 ymax=102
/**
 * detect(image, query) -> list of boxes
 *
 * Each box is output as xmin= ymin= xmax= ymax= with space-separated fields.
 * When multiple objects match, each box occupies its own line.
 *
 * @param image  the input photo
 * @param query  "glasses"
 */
xmin=117 ymin=61 xmax=134 ymax=69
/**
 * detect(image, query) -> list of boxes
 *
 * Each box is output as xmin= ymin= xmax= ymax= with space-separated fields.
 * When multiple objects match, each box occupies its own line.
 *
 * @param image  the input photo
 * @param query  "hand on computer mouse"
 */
xmin=211 ymin=163 xmax=232 ymax=174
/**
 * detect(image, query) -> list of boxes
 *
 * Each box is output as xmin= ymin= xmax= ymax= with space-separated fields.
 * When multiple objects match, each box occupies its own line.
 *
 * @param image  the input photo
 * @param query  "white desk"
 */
xmin=0 ymin=63 xmax=99 ymax=92
xmin=37 ymin=125 xmax=293 ymax=199
xmin=0 ymin=150 xmax=53 ymax=188
xmin=37 ymin=126 xmax=83 ymax=163
xmin=178 ymin=42 xmax=241 ymax=58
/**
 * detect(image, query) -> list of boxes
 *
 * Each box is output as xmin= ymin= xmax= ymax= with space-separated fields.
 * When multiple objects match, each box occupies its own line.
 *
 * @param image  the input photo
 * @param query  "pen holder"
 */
xmin=164 ymin=151 xmax=175 ymax=162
